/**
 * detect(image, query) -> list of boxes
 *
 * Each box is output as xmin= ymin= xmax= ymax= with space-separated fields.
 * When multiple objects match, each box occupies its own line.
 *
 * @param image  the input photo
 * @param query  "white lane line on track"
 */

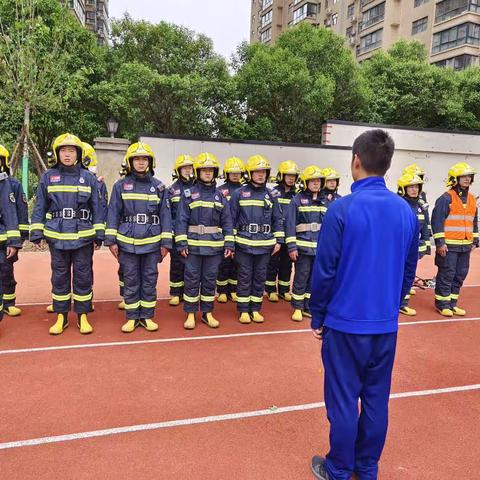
xmin=1 ymin=317 xmax=479 ymax=356
xmin=0 ymin=383 xmax=479 ymax=451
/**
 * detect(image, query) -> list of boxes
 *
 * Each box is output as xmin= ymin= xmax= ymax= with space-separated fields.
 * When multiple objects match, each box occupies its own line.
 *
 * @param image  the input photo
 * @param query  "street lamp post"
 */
xmin=106 ymin=118 xmax=119 ymax=138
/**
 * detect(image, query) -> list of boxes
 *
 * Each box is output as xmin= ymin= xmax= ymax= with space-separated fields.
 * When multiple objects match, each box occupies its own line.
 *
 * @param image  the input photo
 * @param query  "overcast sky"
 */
xmin=109 ymin=0 xmax=251 ymax=60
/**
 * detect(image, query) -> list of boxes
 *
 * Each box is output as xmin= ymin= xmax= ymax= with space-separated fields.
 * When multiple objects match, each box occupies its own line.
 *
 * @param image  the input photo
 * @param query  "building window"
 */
xmin=412 ymin=16 xmax=428 ymax=34
xmin=293 ymin=2 xmax=318 ymax=24
xmin=346 ymin=26 xmax=353 ymax=36
xmin=332 ymin=12 xmax=339 ymax=24
xmin=435 ymin=0 xmax=480 ymax=23
xmin=432 ymin=22 xmax=480 ymax=53
xmin=261 ymin=27 xmax=272 ymax=42
xmin=262 ymin=0 xmax=273 ymax=9
xmin=261 ymin=10 xmax=273 ymax=27
xmin=357 ymin=28 xmax=383 ymax=54
xmin=348 ymin=3 xmax=355 ymax=17
xmin=360 ymin=2 xmax=385 ymax=31
xmin=414 ymin=0 xmax=429 ymax=6
xmin=434 ymin=53 xmax=476 ymax=69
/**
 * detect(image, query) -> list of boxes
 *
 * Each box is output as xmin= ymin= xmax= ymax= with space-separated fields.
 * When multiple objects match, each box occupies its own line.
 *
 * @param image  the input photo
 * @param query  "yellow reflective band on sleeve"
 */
xmin=124 ymin=301 xmax=141 ymax=310
xmin=0 ymin=234 xmax=7 ymax=241
xmin=228 ymin=279 xmax=238 ymax=285
xmin=417 ymin=214 xmax=425 ymax=220
xmin=265 ymin=280 xmax=276 ymax=287
xmin=296 ymin=240 xmax=317 ymax=248
xmin=214 ymin=202 xmax=224 ymax=209
xmin=169 ymin=281 xmax=184 ymax=288
xmin=117 ymin=233 xmax=162 ymax=246
xmin=6 ymin=230 xmax=21 ymax=238
xmin=433 ymin=232 xmax=445 ymax=239
xmin=183 ymin=294 xmax=200 ymax=303
xmin=47 ymin=185 xmax=91 ymax=194
xmin=19 ymin=224 xmax=30 ymax=231
xmin=73 ymin=292 xmax=93 ymax=302
xmin=162 ymin=232 xmax=174 ymax=239
xmin=292 ymin=293 xmax=306 ymax=301
xmin=473 ymin=232 xmax=479 ymax=238
xmin=235 ymin=237 xmax=276 ymax=247
xmin=119 ymin=281 xmax=125 ymax=287
xmin=30 ymin=223 xmax=45 ymax=231
xmin=233 ymin=229 xmax=238 ymax=235
xmin=3 ymin=293 xmax=16 ymax=301
xmin=445 ymin=239 xmax=473 ymax=245
xmin=278 ymin=198 xmax=291 ymax=205
xmin=305 ymin=293 xmax=311 ymax=299
xmin=435 ymin=294 xmax=451 ymax=301
xmin=298 ymin=206 xmax=325 ymax=213
xmin=187 ymin=239 xmax=225 ymax=248
xmin=175 ymin=234 xmax=188 ymax=242
xmin=52 ymin=292 xmax=72 ymax=302
xmin=121 ymin=193 xmax=160 ymax=203
xmin=140 ymin=300 xmax=156 ymax=308
xmin=44 ymin=229 xmax=96 ymax=240
xmin=94 ymin=223 xmax=106 ymax=231
xmin=105 ymin=229 xmax=118 ymax=236
xmin=250 ymin=295 xmax=263 ymax=303
xmin=224 ymin=235 xmax=234 ymax=243
xmin=278 ymin=280 xmax=290 ymax=287
xmin=274 ymin=231 xmax=284 ymax=238
xmin=216 ymin=279 xmax=229 ymax=286
xmin=236 ymin=296 xmax=250 ymax=303
xmin=286 ymin=236 xmax=296 ymax=243
xmin=239 ymin=200 xmax=265 ymax=207
xmin=200 ymin=295 xmax=215 ymax=302
xmin=189 ymin=201 xmax=215 ymax=209
xmin=170 ymin=196 xmax=181 ymax=203
xmin=418 ymin=245 xmax=427 ymax=252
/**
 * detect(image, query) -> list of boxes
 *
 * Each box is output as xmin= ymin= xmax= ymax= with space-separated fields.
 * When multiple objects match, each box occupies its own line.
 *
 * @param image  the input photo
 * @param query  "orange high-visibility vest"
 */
xmin=444 ymin=190 xmax=476 ymax=245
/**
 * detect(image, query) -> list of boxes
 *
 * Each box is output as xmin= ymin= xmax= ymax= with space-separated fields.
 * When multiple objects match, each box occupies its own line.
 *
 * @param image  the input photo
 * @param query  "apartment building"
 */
xmin=64 ymin=0 xmax=110 ymax=45
xmin=250 ymin=0 xmax=480 ymax=69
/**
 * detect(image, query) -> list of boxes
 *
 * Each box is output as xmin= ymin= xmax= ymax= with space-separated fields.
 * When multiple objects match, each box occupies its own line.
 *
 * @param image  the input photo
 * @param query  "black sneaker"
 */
xmin=311 ymin=456 xmax=330 ymax=480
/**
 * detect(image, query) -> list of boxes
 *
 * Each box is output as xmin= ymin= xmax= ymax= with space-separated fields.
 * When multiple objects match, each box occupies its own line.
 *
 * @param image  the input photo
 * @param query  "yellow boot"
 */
xmin=452 ymin=306 xmax=466 ymax=316
xmin=118 ymin=300 xmax=126 ymax=310
xmin=121 ymin=319 xmax=137 ymax=333
xmin=78 ymin=313 xmax=93 ymax=335
xmin=268 ymin=292 xmax=279 ymax=302
xmin=291 ymin=309 xmax=303 ymax=322
xmin=437 ymin=308 xmax=454 ymax=317
xmin=184 ymin=313 xmax=196 ymax=330
xmin=217 ymin=294 xmax=228 ymax=303
xmin=4 ymin=306 xmax=22 ymax=317
xmin=251 ymin=311 xmax=264 ymax=323
xmin=282 ymin=293 xmax=292 ymax=302
xmin=202 ymin=312 xmax=219 ymax=328
xmin=140 ymin=319 xmax=159 ymax=332
xmin=230 ymin=292 xmax=238 ymax=303
xmin=239 ymin=312 xmax=251 ymax=324
xmin=399 ymin=306 xmax=416 ymax=316
xmin=169 ymin=296 xmax=181 ymax=306
xmin=49 ymin=314 xmax=68 ymax=335
xmin=410 ymin=288 xmax=416 ymax=296
xmin=46 ymin=304 xmax=54 ymax=313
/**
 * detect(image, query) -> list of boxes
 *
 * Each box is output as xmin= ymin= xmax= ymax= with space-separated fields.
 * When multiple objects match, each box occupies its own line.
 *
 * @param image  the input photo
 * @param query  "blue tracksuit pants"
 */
xmin=321 ymin=328 xmax=397 ymax=480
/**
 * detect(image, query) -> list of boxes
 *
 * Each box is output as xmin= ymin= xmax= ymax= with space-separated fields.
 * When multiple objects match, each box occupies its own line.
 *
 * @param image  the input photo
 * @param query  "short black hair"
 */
xmin=352 ymin=129 xmax=395 ymax=176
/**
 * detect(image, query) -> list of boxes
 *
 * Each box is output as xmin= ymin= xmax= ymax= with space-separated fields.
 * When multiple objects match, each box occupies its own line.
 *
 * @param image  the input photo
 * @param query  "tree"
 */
xmin=234 ymin=23 xmax=370 ymax=143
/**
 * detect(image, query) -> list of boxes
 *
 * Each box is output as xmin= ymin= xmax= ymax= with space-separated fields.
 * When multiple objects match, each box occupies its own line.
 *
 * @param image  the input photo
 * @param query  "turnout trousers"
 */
xmin=120 ymin=250 xmax=160 ymax=321
xmin=49 ymin=243 xmax=94 ymax=314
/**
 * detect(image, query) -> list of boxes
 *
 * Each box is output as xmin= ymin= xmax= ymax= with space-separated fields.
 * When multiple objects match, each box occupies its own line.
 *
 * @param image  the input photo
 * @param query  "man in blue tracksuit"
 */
xmin=0 ymin=145 xmax=29 ymax=317
xmin=175 ymin=153 xmax=234 ymax=329
xmin=309 ymin=130 xmax=419 ymax=480
xmin=105 ymin=142 xmax=172 ymax=333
